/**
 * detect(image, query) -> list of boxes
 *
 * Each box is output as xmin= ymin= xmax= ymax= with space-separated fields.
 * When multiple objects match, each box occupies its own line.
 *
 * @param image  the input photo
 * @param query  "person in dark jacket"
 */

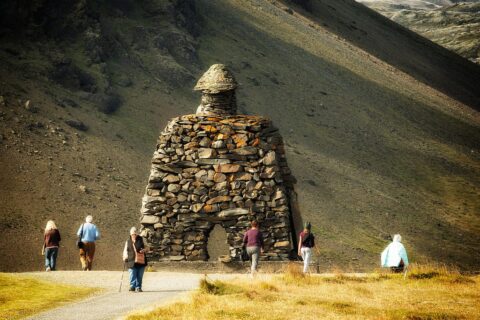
xmin=122 ymin=227 xmax=147 ymax=292
xmin=43 ymin=220 xmax=61 ymax=271
xmin=243 ymin=220 xmax=264 ymax=276
xmin=298 ymin=221 xmax=315 ymax=273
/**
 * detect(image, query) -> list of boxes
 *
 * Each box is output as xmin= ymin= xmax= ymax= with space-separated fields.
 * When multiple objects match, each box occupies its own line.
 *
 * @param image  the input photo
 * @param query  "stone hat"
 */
xmin=194 ymin=64 xmax=238 ymax=94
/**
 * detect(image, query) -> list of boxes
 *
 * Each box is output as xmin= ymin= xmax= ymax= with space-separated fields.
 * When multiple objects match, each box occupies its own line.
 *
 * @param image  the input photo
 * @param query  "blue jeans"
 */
xmin=45 ymin=247 xmax=58 ymax=270
xmin=129 ymin=265 xmax=146 ymax=289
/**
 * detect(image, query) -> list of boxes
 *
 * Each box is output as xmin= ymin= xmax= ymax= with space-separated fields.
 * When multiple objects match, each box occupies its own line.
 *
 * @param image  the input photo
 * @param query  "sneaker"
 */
xmin=46 ymin=267 xmax=51 ymax=272
xmin=129 ymin=287 xmax=135 ymax=292
xmin=135 ymin=288 xmax=143 ymax=292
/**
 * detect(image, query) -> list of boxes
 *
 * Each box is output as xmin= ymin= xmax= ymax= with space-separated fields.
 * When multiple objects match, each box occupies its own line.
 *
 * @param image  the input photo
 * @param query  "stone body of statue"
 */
xmin=140 ymin=64 xmax=295 ymax=262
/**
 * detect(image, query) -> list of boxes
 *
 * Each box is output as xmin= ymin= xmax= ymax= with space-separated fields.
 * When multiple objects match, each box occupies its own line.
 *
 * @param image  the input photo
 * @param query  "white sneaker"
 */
xmin=46 ymin=267 xmax=51 ymax=272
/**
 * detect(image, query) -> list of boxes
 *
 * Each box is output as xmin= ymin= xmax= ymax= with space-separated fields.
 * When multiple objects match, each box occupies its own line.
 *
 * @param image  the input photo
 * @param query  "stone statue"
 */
xmin=140 ymin=64 xmax=295 ymax=262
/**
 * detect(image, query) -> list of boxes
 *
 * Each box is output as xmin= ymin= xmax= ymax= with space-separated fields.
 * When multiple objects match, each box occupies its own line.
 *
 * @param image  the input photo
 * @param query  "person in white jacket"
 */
xmin=381 ymin=234 xmax=409 ymax=272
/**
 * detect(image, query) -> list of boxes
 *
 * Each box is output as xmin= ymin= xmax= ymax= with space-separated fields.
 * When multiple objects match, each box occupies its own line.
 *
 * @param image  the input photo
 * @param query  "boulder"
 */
xmin=206 ymin=195 xmax=231 ymax=204
xmin=191 ymin=203 xmax=204 ymax=212
xmin=213 ymin=173 xmax=226 ymax=183
xmin=141 ymin=215 xmax=160 ymax=224
xmin=196 ymin=158 xmax=231 ymax=165
xmin=232 ymin=146 xmax=257 ymax=155
xmin=198 ymin=148 xmax=216 ymax=159
xmin=217 ymin=208 xmax=249 ymax=218
xmin=274 ymin=241 xmax=290 ymax=248
xmin=263 ymin=151 xmax=277 ymax=165
xmin=213 ymin=164 xmax=241 ymax=173
xmin=164 ymin=175 xmax=180 ymax=183
xmin=167 ymin=184 xmax=181 ymax=193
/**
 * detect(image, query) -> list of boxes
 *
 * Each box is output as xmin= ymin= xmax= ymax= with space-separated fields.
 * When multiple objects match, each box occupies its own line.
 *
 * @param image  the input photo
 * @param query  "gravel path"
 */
xmin=20 ymin=271 xmax=245 ymax=320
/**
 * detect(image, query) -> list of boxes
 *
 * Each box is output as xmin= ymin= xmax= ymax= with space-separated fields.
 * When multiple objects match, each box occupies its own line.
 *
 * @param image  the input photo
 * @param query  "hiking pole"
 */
xmin=119 ymin=261 xmax=126 ymax=292
xmin=403 ymin=265 xmax=408 ymax=280
xmin=314 ymin=246 xmax=321 ymax=274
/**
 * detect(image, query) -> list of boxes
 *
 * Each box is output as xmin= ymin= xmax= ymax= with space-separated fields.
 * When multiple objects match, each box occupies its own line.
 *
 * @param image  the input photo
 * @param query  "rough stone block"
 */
xmin=141 ymin=215 xmax=160 ymax=225
xmin=213 ymin=164 xmax=241 ymax=173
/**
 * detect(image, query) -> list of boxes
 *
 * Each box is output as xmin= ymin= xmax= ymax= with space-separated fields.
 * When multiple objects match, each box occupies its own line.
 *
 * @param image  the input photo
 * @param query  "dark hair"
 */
xmin=251 ymin=220 xmax=258 ymax=228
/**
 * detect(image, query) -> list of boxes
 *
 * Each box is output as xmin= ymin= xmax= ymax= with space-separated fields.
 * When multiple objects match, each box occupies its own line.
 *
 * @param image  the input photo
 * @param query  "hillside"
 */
xmin=358 ymin=0 xmax=480 ymax=64
xmin=0 ymin=0 xmax=479 ymax=271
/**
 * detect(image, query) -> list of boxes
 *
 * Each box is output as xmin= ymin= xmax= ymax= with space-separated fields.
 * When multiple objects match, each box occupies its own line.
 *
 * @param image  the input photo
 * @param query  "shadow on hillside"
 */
xmin=302 ymin=0 xmax=480 ymax=110
xmin=197 ymin=0 xmax=480 ymax=269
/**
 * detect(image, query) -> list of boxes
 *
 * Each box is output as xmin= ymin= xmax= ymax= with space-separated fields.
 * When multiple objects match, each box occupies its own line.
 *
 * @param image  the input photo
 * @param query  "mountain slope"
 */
xmin=358 ymin=0 xmax=480 ymax=64
xmin=0 ymin=0 xmax=479 ymax=271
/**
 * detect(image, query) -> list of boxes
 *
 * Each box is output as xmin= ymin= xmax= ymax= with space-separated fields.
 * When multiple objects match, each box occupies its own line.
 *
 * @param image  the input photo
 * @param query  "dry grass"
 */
xmin=0 ymin=273 xmax=98 ymax=320
xmin=127 ymin=264 xmax=480 ymax=320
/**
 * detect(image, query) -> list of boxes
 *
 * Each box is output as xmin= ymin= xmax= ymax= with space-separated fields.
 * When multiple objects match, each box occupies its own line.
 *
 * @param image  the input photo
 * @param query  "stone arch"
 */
xmin=206 ymin=223 xmax=230 ymax=261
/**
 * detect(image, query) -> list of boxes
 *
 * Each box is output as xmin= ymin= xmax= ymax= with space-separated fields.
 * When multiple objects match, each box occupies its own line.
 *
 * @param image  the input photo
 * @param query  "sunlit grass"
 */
xmin=128 ymin=264 xmax=480 ymax=320
xmin=0 ymin=273 xmax=98 ymax=320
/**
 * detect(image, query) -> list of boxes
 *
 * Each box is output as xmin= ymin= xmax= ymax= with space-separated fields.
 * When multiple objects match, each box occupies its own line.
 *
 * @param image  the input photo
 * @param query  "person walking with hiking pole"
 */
xmin=123 ymin=227 xmax=147 ymax=292
xmin=298 ymin=222 xmax=315 ymax=273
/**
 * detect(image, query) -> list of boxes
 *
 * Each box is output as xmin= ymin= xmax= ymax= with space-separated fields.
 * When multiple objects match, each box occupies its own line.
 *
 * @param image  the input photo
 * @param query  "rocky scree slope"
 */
xmin=357 ymin=0 xmax=480 ymax=64
xmin=0 ymin=0 xmax=479 ymax=271
xmin=0 ymin=0 xmax=201 ymax=271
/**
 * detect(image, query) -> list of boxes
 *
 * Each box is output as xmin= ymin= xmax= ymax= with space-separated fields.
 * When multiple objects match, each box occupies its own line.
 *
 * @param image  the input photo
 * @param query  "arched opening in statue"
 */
xmin=206 ymin=223 xmax=230 ymax=262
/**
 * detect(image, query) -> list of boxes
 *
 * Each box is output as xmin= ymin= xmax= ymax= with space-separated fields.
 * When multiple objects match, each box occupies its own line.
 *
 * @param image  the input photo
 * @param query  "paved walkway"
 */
xmin=21 ymin=271 xmax=241 ymax=320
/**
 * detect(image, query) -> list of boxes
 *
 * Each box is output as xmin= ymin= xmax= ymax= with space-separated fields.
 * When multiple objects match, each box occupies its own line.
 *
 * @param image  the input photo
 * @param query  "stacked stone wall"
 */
xmin=140 ymin=114 xmax=294 ymax=261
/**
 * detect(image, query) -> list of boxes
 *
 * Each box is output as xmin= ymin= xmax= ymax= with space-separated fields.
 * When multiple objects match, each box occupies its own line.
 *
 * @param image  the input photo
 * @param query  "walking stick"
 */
xmin=119 ymin=261 xmax=126 ymax=292
xmin=314 ymin=246 xmax=321 ymax=274
xmin=403 ymin=265 xmax=409 ymax=280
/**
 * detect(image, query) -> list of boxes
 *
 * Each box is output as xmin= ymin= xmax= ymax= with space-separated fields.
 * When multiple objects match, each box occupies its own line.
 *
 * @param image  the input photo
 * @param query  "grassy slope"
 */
xmin=127 ymin=266 xmax=480 ymax=319
xmin=0 ymin=273 xmax=97 ymax=319
xmin=0 ymin=0 xmax=479 ymax=271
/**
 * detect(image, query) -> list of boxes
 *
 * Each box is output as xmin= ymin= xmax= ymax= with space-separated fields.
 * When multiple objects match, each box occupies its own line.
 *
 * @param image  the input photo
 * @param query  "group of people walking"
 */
xmin=42 ymin=215 xmax=101 ymax=272
xmin=243 ymin=220 xmax=317 ymax=275
xmin=242 ymin=220 xmax=408 ymax=275
xmin=43 ymin=217 xmax=408 ymax=289
xmin=42 ymin=216 xmax=148 ymax=292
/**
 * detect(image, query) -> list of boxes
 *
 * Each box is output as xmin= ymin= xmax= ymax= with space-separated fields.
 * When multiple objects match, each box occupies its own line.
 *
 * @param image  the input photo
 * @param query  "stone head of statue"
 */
xmin=194 ymin=64 xmax=238 ymax=116
xmin=194 ymin=64 xmax=238 ymax=94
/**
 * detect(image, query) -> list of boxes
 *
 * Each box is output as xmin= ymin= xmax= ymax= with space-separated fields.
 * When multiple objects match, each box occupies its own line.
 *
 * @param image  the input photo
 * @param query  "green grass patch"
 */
xmin=0 ymin=273 xmax=98 ymax=320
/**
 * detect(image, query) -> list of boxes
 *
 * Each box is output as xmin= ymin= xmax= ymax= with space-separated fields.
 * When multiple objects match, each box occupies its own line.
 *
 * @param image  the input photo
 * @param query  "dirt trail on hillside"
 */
xmin=21 ymin=271 xmax=242 ymax=320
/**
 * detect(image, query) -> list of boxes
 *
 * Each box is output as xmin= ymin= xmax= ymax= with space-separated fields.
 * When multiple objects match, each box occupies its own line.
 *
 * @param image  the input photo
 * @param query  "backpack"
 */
xmin=302 ymin=232 xmax=315 ymax=248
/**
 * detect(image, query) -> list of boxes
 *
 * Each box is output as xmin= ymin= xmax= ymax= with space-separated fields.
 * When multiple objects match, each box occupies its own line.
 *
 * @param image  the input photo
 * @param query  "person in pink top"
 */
xmin=243 ymin=220 xmax=264 ymax=275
